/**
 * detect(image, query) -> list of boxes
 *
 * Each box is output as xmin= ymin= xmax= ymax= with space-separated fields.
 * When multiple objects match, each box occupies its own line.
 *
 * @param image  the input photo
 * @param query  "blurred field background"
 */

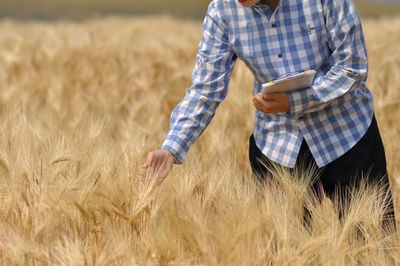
xmin=0 ymin=0 xmax=399 ymax=265
xmin=1 ymin=0 xmax=400 ymax=20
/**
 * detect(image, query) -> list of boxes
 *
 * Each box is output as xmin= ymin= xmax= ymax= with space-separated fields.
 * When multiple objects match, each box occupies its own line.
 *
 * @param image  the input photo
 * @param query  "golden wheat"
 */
xmin=0 ymin=16 xmax=398 ymax=265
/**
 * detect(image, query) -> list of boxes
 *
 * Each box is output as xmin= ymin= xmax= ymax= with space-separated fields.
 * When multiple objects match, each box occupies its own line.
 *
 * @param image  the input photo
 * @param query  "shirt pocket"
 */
xmin=293 ymin=23 xmax=328 ymax=68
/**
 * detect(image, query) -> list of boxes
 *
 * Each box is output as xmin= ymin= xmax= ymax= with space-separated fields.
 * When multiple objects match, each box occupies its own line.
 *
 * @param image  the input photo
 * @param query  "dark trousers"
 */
xmin=249 ymin=115 xmax=396 ymax=229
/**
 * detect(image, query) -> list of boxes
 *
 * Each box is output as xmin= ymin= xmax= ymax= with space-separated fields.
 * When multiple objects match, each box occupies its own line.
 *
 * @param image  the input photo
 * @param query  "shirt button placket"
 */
xmin=273 ymin=23 xmax=282 ymax=59
xmin=270 ymin=20 xmax=285 ymax=76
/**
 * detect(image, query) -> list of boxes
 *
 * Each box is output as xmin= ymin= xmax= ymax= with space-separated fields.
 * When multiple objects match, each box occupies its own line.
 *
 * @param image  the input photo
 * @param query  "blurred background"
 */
xmin=1 ymin=0 xmax=400 ymax=21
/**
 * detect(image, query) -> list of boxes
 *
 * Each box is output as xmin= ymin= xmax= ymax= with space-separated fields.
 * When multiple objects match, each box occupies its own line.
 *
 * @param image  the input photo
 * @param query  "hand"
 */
xmin=252 ymin=92 xmax=290 ymax=113
xmin=141 ymin=149 xmax=177 ymax=182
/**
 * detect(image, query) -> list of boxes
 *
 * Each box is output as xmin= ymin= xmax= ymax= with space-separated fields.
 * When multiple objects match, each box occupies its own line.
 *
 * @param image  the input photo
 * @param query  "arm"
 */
xmin=161 ymin=2 xmax=237 ymax=164
xmin=287 ymin=0 xmax=368 ymax=116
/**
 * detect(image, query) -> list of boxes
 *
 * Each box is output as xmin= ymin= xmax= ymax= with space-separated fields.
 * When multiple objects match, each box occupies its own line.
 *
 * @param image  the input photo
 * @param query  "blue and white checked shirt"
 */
xmin=161 ymin=0 xmax=374 ymax=168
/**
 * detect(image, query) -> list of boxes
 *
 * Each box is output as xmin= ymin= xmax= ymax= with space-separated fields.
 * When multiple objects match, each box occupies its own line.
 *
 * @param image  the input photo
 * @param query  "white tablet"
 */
xmin=262 ymin=70 xmax=316 ymax=93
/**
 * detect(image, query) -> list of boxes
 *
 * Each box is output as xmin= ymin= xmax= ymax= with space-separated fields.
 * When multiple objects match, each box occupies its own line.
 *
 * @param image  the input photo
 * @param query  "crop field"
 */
xmin=0 ymin=13 xmax=399 ymax=265
xmin=1 ymin=0 xmax=400 ymax=20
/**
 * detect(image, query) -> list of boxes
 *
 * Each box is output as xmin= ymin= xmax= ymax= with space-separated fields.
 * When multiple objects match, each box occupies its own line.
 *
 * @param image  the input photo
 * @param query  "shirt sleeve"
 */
xmin=161 ymin=2 xmax=237 ymax=164
xmin=287 ymin=0 xmax=368 ymax=116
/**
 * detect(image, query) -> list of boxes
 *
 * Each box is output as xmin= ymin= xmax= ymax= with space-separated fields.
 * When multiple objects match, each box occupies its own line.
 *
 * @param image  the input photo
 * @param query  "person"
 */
xmin=141 ymin=0 xmax=396 ymax=227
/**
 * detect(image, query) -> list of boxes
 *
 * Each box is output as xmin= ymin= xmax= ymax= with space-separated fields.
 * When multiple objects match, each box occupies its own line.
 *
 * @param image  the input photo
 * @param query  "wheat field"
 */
xmin=0 ymin=15 xmax=399 ymax=265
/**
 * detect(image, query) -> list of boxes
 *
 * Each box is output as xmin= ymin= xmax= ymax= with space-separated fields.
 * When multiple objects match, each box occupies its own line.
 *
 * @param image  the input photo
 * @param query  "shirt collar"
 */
xmin=253 ymin=0 xmax=284 ymax=10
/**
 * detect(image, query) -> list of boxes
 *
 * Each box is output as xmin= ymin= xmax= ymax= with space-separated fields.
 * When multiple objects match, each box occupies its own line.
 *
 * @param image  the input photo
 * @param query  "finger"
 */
xmin=253 ymin=102 xmax=258 ymax=108
xmin=253 ymin=94 xmax=264 ymax=104
xmin=156 ymin=154 xmax=172 ymax=176
xmin=262 ymin=93 xmax=272 ymax=101
xmin=153 ymin=157 xmax=167 ymax=180
xmin=255 ymin=93 xmax=264 ymax=100
xmin=263 ymin=93 xmax=279 ymax=101
xmin=153 ymin=158 xmax=164 ymax=176
xmin=253 ymin=100 xmax=263 ymax=110
xmin=261 ymin=100 xmax=274 ymax=113
xmin=141 ymin=152 xmax=155 ymax=169
xmin=158 ymin=156 xmax=175 ymax=180
xmin=148 ymin=161 xmax=162 ymax=177
xmin=252 ymin=97 xmax=259 ymax=105
xmin=254 ymin=101 xmax=268 ymax=113
xmin=139 ymin=162 xmax=152 ymax=181
xmin=252 ymin=98 xmax=260 ymax=107
xmin=253 ymin=97 xmax=264 ymax=107
xmin=254 ymin=101 xmax=263 ymax=110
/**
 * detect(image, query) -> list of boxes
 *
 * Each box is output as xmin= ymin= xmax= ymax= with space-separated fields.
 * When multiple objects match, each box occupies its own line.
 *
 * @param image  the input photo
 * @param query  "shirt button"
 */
xmin=271 ymin=23 xmax=276 ymax=28
xmin=278 ymin=53 xmax=283 ymax=58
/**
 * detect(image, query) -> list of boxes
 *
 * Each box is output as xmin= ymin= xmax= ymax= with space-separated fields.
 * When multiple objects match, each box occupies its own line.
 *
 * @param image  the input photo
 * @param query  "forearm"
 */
xmin=287 ymin=66 xmax=365 ymax=115
xmin=161 ymin=93 xmax=221 ymax=164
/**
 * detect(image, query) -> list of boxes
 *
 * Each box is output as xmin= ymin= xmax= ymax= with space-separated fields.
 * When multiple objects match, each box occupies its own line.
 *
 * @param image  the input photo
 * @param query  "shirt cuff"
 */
xmin=287 ymin=89 xmax=308 ymax=117
xmin=287 ymin=68 xmax=358 ymax=116
xmin=161 ymin=134 xmax=189 ymax=164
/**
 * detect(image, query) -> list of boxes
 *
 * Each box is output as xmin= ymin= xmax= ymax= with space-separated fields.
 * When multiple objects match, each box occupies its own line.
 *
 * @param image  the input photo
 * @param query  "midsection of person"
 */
xmin=214 ymin=0 xmax=374 ymax=168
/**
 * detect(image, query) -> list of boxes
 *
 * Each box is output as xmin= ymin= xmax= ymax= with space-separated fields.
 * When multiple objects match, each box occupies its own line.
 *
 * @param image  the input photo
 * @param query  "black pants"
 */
xmin=249 ymin=115 xmax=396 ymax=229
